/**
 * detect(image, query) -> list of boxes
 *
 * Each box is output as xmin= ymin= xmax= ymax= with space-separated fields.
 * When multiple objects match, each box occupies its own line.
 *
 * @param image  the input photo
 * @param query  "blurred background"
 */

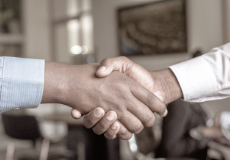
xmin=0 ymin=0 xmax=230 ymax=160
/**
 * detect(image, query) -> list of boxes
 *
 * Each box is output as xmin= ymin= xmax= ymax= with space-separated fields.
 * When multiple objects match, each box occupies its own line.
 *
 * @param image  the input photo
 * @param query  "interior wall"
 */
xmin=23 ymin=0 xmax=52 ymax=60
xmin=225 ymin=0 xmax=230 ymax=42
xmin=92 ymin=0 xmax=223 ymax=70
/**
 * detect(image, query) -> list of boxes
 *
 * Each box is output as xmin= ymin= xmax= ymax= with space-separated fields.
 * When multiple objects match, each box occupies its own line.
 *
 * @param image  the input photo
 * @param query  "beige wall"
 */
xmin=92 ymin=0 xmax=223 ymax=70
xmin=225 ymin=0 xmax=230 ymax=42
xmin=23 ymin=0 xmax=52 ymax=61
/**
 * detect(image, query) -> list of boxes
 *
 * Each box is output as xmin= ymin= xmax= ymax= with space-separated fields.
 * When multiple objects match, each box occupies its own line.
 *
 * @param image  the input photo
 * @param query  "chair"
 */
xmin=2 ymin=113 xmax=66 ymax=160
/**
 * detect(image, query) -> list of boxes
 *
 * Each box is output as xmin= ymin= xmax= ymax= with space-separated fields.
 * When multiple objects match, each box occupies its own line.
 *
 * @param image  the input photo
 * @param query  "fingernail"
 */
xmin=162 ymin=109 xmax=168 ymax=117
xmin=98 ymin=66 xmax=106 ymax=72
xmin=112 ymin=122 xmax=118 ymax=130
xmin=107 ymin=112 xmax=115 ymax=121
xmin=94 ymin=109 xmax=103 ymax=117
xmin=73 ymin=110 xmax=81 ymax=119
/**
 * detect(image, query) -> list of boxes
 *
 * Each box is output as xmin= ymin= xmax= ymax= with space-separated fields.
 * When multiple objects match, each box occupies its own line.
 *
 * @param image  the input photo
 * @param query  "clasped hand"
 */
xmin=71 ymin=57 xmax=171 ymax=140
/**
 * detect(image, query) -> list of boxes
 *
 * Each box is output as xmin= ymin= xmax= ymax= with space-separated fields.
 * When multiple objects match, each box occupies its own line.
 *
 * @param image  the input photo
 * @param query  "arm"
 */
xmin=96 ymin=42 xmax=230 ymax=103
xmin=169 ymin=42 xmax=230 ymax=102
xmin=0 ymin=58 xmax=167 ymax=140
xmin=76 ymin=42 xmax=230 ymax=139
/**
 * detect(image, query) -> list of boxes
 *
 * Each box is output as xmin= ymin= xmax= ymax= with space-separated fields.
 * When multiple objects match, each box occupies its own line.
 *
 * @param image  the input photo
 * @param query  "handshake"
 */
xmin=42 ymin=56 xmax=183 ymax=140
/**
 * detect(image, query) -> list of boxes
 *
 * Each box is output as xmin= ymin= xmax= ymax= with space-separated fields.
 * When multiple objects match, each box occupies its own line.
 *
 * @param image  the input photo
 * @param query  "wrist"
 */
xmin=41 ymin=62 xmax=70 ymax=104
xmin=152 ymin=68 xmax=183 ymax=104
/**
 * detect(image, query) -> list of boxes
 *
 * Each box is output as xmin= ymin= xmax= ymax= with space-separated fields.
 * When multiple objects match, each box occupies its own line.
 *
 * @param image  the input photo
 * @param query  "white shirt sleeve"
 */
xmin=169 ymin=42 xmax=230 ymax=102
xmin=220 ymin=111 xmax=230 ymax=140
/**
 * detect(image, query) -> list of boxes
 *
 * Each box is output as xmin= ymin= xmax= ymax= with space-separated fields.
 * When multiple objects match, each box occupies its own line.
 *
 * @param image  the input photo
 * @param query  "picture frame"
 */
xmin=0 ymin=0 xmax=22 ymax=34
xmin=117 ymin=0 xmax=187 ymax=56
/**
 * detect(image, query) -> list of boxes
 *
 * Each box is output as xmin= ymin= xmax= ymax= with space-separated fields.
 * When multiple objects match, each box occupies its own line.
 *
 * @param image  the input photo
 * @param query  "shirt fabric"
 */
xmin=170 ymin=42 xmax=230 ymax=102
xmin=0 ymin=57 xmax=44 ymax=113
xmin=220 ymin=111 xmax=230 ymax=140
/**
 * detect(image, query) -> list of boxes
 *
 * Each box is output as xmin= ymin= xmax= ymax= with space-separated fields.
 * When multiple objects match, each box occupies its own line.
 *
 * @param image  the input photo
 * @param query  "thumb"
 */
xmin=96 ymin=57 xmax=133 ymax=77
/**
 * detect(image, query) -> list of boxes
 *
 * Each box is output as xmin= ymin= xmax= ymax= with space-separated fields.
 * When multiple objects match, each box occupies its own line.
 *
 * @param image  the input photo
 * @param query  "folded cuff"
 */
xmin=0 ymin=57 xmax=45 ymax=112
xmin=169 ymin=57 xmax=218 ymax=102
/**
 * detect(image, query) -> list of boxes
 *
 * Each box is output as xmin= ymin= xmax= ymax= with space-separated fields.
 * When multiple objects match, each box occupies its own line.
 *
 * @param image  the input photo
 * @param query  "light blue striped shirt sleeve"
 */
xmin=0 ymin=57 xmax=45 ymax=113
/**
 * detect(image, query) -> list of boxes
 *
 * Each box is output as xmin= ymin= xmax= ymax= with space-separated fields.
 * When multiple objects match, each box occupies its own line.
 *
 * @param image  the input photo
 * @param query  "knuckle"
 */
xmin=85 ymin=116 xmax=96 ymax=125
xmin=143 ymin=114 xmax=155 ymax=127
xmin=104 ymin=133 xmax=115 ymax=139
xmin=147 ymin=93 xmax=156 ymax=106
xmin=119 ymin=133 xmax=132 ymax=140
xmin=83 ymin=119 xmax=92 ymax=129
xmin=118 ymin=126 xmax=127 ymax=136
xmin=101 ymin=58 xmax=110 ymax=66
xmin=117 ymin=127 xmax=133 ymax=140
xmin=161 ymin=106 xmax=166 ymax=115
xmin=134 ymin=125 xmax=144 ymax=134
xmin=130 ymin=122 xmax=143 ymax=133
xmin=116 ymin=110 xmax=125 ymax=120
xmin=105 ymin=131 xmax=116 ymax=139
xmin=125 ymin=133 xmax=133 ymax=140
xmin=157 ymin=102 xmax=166 ymax=115
xmin=147 ymin=94 xmax=166 ymax=115
xmin=120 ymin=56 xmax=128 ymax=61
xmin=92 ymin=127 xmax=102 ymax=135
xmin=118 ymin=129 xmax=126 ymax=136
xmin=98 ymin=122 xmax=108 ymax=130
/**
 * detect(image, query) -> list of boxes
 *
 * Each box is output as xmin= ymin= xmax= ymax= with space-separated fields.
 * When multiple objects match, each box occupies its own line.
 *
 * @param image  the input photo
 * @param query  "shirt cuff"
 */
xmin=0 ymin=57 xmax=45 ymax=112
xmin=220 ymin=111 xmax=230 ymax=140
xmin=169 ymin=56 xmax=218 ymax=102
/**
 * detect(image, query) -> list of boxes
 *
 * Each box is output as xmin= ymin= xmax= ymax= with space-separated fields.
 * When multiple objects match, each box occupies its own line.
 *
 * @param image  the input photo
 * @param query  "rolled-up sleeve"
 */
xmin=169 ymin=42 xmax=230 ymax=102
xmin=0 ymin=57 xmax=45 ymax=112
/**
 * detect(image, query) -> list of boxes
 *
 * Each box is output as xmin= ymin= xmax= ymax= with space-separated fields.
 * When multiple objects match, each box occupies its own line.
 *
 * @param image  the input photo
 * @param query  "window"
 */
xmin=51 ymin=0 xmax=94 ymax=64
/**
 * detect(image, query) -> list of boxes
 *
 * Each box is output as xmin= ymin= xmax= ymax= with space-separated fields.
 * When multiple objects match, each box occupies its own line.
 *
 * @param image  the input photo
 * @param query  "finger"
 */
xmin=130 ymin=81 xmax=168 ymax=117
xmin=92 ymin=111 xmax=117 ymax=135
xmin=127 ymin=97 xmax=156 ymax=127
xmin=83 ymin=107 xmax=105 ymax=128
xmin=119 ymin=111 xmax=144 ymax=134
xmin=104 ymin=121 xmax=120 ymax=139
xmin=71 ymin=109 xmax=82 ymax=119
xmin=117 ymin=122 xmax=133 ymax=140
xmin=96 ymin=56 xmax=133 ymax=77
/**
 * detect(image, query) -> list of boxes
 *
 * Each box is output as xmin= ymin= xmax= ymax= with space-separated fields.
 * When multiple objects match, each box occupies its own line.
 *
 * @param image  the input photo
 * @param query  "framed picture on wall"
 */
xmin=117 ymin=0 xmax=187 ymax=56
xmin=0 ymin=0 xmax=22 ymax=34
